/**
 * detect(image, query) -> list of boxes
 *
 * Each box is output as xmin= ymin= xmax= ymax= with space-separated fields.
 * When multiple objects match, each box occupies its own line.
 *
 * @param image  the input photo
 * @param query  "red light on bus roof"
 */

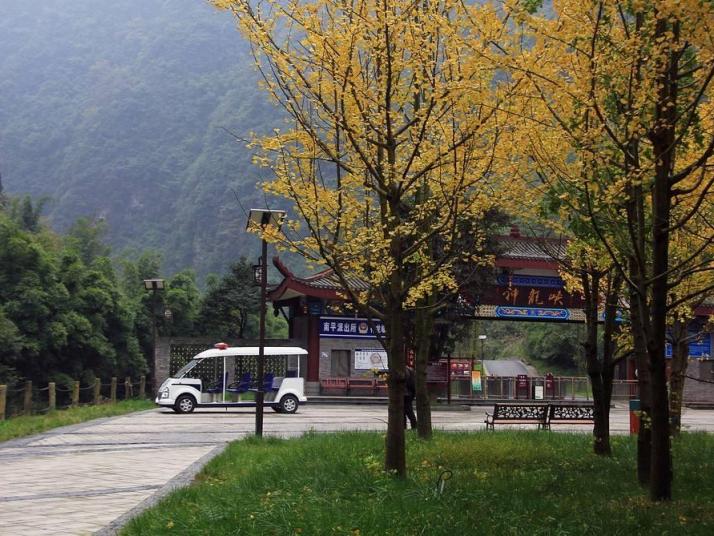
xmin=214 ymin=342 xmax=229 ymax=350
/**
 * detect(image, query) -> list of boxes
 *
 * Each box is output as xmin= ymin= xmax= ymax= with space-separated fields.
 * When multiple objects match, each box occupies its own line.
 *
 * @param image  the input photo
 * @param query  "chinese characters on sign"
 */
xmin=501 ymin=286 xmax=567 ymax=307
xmin=319 ymin=316 xmax=386 ymax=339
xmin=484 ymin=274 xmax=583 ymax=309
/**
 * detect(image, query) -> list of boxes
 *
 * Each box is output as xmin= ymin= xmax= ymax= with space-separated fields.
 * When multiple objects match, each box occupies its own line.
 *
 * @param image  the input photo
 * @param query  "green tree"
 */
xmin=66 ymin=217 xmax=111 ymax=265
xmin=8 ymin=196 xmax=49 ymax=233
xmin=164 ymin=270 xmax=201 ymax=337
xmin=198 ymin=259 xmax=260 ymax=340
xmin=119 ymin=251 xmax=165 ymax=374
xmin=0 ymin=206 xmax=147 ymax=385
xmin=524 ymin=325 xmax=582 ymax=371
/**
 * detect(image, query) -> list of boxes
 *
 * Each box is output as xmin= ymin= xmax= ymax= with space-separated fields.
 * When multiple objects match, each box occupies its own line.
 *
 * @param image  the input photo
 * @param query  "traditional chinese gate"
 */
xmin=268 ymin=227 xmax=713 ymax=393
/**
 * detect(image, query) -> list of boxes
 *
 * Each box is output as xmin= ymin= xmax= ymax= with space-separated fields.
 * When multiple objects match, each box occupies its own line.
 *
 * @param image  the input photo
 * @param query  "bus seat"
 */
xmin=226 ymin=372 xmax=252 ymax=394
xmin=205 ymin=372 xmax=227 ymax=394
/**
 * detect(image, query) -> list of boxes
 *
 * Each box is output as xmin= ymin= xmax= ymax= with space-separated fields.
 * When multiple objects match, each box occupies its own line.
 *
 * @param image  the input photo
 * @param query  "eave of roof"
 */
xmin=268 ymin=257 xmax=350 ymax=302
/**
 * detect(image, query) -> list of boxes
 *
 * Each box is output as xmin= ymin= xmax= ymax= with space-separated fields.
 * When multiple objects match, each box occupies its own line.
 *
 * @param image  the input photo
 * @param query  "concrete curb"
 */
xmin=94 ymin=442 xmax=229 ymax=535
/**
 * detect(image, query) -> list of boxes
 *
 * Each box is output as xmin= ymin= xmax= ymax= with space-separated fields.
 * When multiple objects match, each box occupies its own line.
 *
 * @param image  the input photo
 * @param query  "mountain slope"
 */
xmin=0 ymin=0 xmax=281 ymax=276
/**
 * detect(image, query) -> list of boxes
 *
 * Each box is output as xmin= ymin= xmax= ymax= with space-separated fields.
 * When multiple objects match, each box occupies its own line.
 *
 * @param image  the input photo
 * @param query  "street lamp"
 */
xmin=246 ymin=208 xmax=286 ymax=437
xmin=143 ymin=279 xmax=165 ymax=292
xmin=143 ymin=279 xmax=165 ymax=394
xmin=478 ymin=334 xmax=487 ymax=362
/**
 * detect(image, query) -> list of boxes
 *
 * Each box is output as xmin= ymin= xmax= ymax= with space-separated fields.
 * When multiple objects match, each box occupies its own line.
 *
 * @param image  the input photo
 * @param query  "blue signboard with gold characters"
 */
xmin=495 ymin=306 xmax=571 ymax=321
xmin=319 ymin=316 xmax=386 ymax=339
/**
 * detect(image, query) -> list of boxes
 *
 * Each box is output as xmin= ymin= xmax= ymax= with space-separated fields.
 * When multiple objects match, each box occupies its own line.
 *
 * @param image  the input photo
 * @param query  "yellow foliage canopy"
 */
xmin=216 ymin=0 xmax=522 ymax=312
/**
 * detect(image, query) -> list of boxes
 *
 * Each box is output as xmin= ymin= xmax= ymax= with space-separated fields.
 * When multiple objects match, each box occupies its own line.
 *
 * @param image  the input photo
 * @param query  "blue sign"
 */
xmin=319 ymin=316 xmax=386 ymax=339
xmin=665 ymin=332 xmax=712 ymax=358
xmin=496 ymin=274 xmax=565 ymax=288
xmin=495 ymin=306 xmax=571 ymax=321
xmin=307 ymin=299 xmax=323 ymax=316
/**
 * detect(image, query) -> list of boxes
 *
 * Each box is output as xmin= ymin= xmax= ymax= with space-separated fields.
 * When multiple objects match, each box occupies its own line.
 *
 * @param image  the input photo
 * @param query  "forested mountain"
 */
xmin=0 ymin=0 xmax=282 ymax=278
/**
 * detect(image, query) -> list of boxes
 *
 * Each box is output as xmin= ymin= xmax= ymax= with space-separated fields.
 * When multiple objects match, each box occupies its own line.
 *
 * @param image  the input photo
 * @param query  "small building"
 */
xmin=268 ymin=258 xmax=388 ymax=395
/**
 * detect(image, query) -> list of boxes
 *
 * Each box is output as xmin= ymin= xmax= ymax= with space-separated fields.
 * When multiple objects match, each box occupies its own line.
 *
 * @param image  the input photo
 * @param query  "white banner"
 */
xmin=354 ymin=349 xmax=388 ymax=370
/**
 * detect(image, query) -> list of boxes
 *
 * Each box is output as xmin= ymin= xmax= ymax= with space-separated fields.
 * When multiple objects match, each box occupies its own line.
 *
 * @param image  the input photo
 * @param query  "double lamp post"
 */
xmin=246 ymin=208 xmax=286 ymax=437
xmin=143 ymin=278 xmax=169 ymax=394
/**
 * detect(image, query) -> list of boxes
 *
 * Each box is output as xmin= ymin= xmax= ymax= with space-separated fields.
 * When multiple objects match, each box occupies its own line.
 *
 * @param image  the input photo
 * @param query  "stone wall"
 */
xmin=318 ymin=337 xmax=385 ymax=378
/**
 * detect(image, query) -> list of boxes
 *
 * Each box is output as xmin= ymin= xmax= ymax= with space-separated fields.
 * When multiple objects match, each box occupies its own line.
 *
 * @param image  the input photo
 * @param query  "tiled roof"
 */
xmin=496 ymin=235 xmax=567 ymax=261
xmin=482 ymin=360 xmax=534 ymax=377
xmin=300 ymin=269 xmax=371 ymax=292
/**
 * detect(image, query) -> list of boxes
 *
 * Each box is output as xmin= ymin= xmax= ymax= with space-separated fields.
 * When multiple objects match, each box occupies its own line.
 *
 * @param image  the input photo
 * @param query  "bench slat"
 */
xmin=320 ymin=377 xmax=348 ymax=395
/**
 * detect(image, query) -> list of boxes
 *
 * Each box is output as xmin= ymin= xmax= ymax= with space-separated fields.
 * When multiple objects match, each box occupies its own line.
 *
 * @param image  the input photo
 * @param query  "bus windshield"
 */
xmin=174 ymin=360 xmax=199 ymax=378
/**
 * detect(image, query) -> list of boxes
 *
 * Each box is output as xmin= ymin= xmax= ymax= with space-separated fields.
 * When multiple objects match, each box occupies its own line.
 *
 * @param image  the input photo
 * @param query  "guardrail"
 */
xmin=437 ymin=375 xmax=639 ymax=401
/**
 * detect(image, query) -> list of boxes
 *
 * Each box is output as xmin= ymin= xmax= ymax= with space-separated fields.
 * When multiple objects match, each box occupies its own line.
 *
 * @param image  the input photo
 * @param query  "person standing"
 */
xmin=404 ymin=366 xmax=417 ymax=429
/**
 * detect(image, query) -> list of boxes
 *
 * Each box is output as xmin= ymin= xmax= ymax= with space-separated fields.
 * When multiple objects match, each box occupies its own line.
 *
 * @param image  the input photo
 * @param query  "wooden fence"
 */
xmin=0 ymin=376 xmax=147 ymax=421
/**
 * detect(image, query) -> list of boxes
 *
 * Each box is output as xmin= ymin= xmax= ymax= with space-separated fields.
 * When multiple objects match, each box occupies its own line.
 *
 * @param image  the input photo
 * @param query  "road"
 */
xmin=1 ymin=403 xmax=713 ymax=535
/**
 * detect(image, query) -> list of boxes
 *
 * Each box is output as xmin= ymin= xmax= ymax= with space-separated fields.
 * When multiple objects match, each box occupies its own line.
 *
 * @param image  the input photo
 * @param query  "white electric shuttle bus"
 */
xmin=155 ymin=343 xmax=308 ymax=414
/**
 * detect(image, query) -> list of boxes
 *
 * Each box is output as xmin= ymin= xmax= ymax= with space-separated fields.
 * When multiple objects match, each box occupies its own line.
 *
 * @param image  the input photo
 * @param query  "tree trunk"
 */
xmin=589 ymin=372 xmax=610 ymax=455
xmin=581 ymin=271 xmax=610 ymax=456
xmin=600 ymin=361 xmax=614 ymax=454
xmin=414 ymin=308 xmax=433 ymax=439
xmin=596 ymin=272 xmax=622 ymax=457
xmin=384 ymin=305 xmax=406 ymax=477
xmin=644 ymin=15 xmax=676 ymax=501
xmin=647 ymin=330 xmax=672 ymax=501
xmin=630 ymin=274 xmax=652 ymax=487
xmin=668 ymin=321 xmax=688 ymax=436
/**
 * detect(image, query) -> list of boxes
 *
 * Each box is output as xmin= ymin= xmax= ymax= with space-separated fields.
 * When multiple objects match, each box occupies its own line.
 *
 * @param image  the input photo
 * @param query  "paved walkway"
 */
xmin=1 ymin=404 xmax=713 ymax=535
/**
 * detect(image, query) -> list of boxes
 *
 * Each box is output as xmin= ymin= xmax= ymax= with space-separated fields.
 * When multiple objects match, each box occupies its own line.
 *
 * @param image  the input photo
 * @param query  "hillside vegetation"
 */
xmin=0 ymin=0 xmax=282 ymax=277
xmin=0 ymin=197 xmax=286 ymax=392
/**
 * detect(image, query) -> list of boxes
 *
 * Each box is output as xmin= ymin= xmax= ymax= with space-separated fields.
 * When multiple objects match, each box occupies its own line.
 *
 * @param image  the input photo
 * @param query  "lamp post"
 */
xmin=479 ymin=334 xmax=487 ymax=399
xmin=246 ymin=208 xmax=286 ymax=437
xmin=478 ymin=334 xmax=487 ymax=362
xmin=143 ymin=279 xmax=165 ymax=394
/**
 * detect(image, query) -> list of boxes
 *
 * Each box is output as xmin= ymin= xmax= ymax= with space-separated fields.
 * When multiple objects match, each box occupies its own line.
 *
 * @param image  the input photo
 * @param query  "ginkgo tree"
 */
xmin=213 ymin=0 xmax=521 ymax=475
xmin=508 ymin=0 xmax=714 ymax=500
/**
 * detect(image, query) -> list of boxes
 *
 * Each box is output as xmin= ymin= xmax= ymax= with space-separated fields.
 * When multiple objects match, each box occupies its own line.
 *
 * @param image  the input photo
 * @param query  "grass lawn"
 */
xmin=0 ymin=399 xmax=154 ymax=442
xmin=123 ymin=431 xmax=714 ymax=535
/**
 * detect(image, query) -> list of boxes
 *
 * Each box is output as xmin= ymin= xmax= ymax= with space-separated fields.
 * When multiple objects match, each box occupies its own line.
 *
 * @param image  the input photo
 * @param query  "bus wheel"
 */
xmin=279 ymin=394 xmax=298 ymax=414
xmin=175 ymin=394 xmax=196 ymax=414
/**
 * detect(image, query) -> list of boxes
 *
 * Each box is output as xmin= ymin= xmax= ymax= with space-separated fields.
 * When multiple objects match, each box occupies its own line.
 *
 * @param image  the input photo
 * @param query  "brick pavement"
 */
xmin=0 ymin=404 xmax=713 ymax=535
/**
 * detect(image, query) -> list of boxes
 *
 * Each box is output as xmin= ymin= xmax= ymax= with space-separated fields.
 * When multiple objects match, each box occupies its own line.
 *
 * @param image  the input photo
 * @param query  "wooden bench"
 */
xmin=485 ymin=403 xmax=548 ymax=430
xmin=320 ymin=377 xmax=348 ymax=395
xmin=348 ymin=377 xmax=376 ymax=395
xmin=544 ymin=403 xmax=595 ymax=429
